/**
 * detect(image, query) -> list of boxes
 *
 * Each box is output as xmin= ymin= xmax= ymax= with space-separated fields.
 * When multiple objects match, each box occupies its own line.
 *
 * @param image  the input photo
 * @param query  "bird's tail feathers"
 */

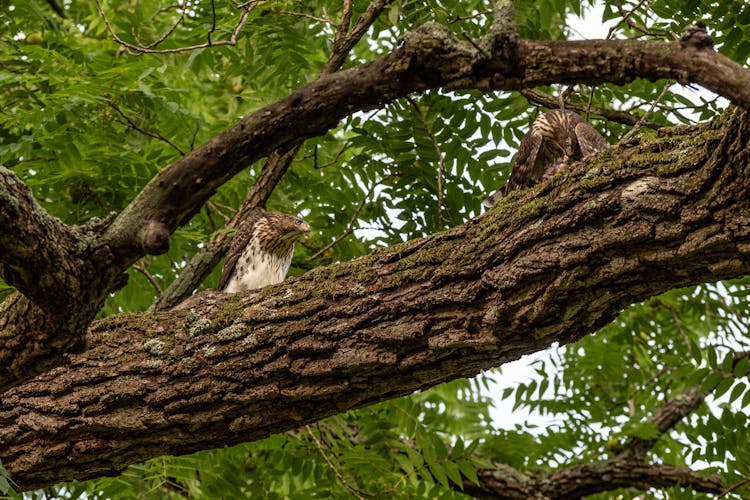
xmin=482 ymin=189 xmax=503 ymax=208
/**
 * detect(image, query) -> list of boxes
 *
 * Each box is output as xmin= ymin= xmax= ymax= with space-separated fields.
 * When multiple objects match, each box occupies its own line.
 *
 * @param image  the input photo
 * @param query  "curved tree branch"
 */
xmin=0 ymin=169 xmax=122 ymax=391
xmin=102 ymin=25 xmax=750 ymax=264
xmin=3 ymin=110 xmax=750 ymax=490
xmin=4 ymin=15 xmax=750 ymax=412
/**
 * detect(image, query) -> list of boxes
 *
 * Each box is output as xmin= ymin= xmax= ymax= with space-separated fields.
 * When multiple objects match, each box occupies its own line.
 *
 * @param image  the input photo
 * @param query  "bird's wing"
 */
xmin=482 ymin=128 xmax=544 ymax=207
xmin=218 ymin=211 xmax=264 ymax=290
xmin=575 ymin=121 xmax=609 ymax=156
xmin=505 ymin=128 xmax=545 ymax=192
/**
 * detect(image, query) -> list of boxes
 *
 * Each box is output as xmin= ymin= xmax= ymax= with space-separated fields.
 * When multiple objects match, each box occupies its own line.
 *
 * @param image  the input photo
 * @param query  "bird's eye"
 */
xmin=295 ymin=220 xmax=302 ymax=225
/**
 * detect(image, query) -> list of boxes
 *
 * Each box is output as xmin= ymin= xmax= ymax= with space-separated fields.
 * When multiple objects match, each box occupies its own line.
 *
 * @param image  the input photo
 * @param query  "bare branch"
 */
xmin=304 ymin=425 xmax=368 ymax=499
xmin=618 ymin=80 xmax=673 ymax=145
xmin=720 ymin=476 xmax=750 ymax=498
xmin=134 ymin=5 xmax=187 ymax=49
xmin=95 ymin=0 xmax=256 ymax=54
xmin=322 ymin=0 xmax=393 ymax=74
xmin=520 ymin=88 xmax=664 ymax=129
xmin=107 ymin=101 xmax=186 ymax=156
xmin=607 ymin=0 xmax=667 ymax=39
xmin=133 ymin=260 xmax=163 ymax=294
xmin=275 ymin=10 xmax=332 ymax=25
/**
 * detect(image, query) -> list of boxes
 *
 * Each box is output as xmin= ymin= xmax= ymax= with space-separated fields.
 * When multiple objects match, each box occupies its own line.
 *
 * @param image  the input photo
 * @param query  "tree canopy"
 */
xmin=2 ymin=0 xmax=750 ymax=498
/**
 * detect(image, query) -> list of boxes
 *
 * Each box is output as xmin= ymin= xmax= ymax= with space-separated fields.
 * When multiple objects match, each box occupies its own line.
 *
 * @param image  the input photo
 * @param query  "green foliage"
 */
xmin=3 ymin=0 xmax=750 ymax=498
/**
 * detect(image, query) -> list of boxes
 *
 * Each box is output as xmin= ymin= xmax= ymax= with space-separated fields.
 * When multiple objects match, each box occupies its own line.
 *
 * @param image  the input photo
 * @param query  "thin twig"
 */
xmin=106 ymin=101 xmax=186 ymax=156
xmin=407 ymin=96 xmax=448 ymax=226
xmin=618 ymin=81 xmax=673 ymax=145
xmin=585 ymin=85 xmax=596 ymax=122
xmin=313 ymin=141 xmax=352 ymax=169
xmin=608 ymin=0 xmax=667 ymax=39
xmin=306 ymin=177 xmax=388 ymax=262
xmin=462 ymin=32 xmax=491 ymax=59
xmin=304 ymin=425 xmax=367 ymax=500
xmin=206 ymin=200 xmax=233 ymax=224
xmin=134 ymin=5 xmax=186 ymax=49
xmin=275 ymin=10 xmax=332 ymax=25
xmin=449 ymin=10 xmax=492 ymax=24
xmin=521 ymin=89 xmax=664 ymax=129
xmin=96 ymin=0 xmax=256 ymax=54
xmin=719 ymin=477 xmax=750 ymax=499
xmin=133 ymin=260 xmax=163 ymax=294
xmin=207 ymin=0 xmax=218 ymax=46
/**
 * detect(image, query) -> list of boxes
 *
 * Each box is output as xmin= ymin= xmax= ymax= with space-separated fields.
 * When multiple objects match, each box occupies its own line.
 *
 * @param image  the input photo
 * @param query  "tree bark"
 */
xmin=2 ymin=20 xmax=750 ymax=392
xmin=466 ymin=461 xmax=723 ymax=499
xmin=3 ymin=108 xmax=750 ymax=490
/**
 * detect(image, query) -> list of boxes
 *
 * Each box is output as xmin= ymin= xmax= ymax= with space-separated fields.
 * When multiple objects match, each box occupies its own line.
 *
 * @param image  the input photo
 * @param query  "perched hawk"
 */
xmin=219 ymin=209 xmax=310 ymax=293
xmin=483 ymin=109 xmax=609 ymax=207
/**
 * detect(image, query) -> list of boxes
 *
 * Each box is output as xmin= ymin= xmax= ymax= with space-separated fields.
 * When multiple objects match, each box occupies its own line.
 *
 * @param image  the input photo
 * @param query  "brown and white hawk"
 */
xmin=483 ymin=109 xmax=609 ymax=207
xmin=219 ymin=209 xmax=310 ymax=293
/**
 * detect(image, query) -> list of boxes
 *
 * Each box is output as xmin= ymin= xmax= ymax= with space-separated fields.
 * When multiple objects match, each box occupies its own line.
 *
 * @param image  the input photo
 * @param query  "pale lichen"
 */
xmin=349 ymin=283 xmax=366 ymax=297
xmin=143 ymin=338 xmax=165 ymax=356
xmin=184 ymin=308 xmax=211 ymax=337
xmin=215 ymin=322 xmax=247 ymax=341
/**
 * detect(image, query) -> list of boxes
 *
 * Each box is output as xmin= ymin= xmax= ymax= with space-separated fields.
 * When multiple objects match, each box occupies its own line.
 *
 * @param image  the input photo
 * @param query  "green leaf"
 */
xmin=457 ymin=458 xmax=480 ymax=486
xmin=714 ymin=376 xmax=735 ymax=399
xmin=444 ymin=461 xmax=463 ymax=487
xmin=734 ymin=356 xmax=749 ymax=377
xmin=627 ymin=421 xmax=661 ymax=440
xmin=428 ymin=463 xmax=449 ymax=488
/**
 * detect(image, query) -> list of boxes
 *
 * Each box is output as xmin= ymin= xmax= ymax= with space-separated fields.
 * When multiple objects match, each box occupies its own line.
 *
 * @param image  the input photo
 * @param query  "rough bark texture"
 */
xmin=0 ymin=168 xmax=124 ymax=392
xmin=102 ymin=28 xmax=750 ymax=262
xmin=2 ymin=21 xmax=750 ymax=392
xmin=466 ymin=461 xmax=723 ymax=499
xmin=3 ymin=109 xmax=750 ymax=490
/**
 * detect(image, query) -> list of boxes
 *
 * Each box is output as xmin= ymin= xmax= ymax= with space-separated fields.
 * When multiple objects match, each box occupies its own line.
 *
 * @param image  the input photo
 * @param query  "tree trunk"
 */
xmin=3 ymin=109 xmax=750 ymax=490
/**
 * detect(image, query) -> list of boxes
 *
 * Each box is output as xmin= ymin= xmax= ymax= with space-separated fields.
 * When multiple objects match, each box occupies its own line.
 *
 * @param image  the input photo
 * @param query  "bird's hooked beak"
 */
xmin=296 ymin=219 xmax=311 ymax=234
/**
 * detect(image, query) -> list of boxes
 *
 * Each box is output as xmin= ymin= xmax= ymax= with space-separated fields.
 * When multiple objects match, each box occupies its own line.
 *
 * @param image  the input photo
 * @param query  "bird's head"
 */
xmin=277 ymin=213 xmax=310 ymax=238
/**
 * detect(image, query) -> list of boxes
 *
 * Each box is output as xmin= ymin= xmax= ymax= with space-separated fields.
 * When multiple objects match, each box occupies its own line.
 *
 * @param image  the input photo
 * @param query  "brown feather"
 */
xmin=218 ymin=209 xmax=267 ymax=291
xmin=483 ymin=110 xmax=608 ymax=207
xmin=218 ymin=209 xmax=310 ymax=292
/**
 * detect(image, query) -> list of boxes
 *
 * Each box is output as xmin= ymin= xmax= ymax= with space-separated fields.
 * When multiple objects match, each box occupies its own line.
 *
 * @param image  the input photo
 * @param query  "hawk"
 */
xmin=483 ymin=109 xmax=609 ymax=207
xmin=219 ymin=209 xmax=310 ymax=293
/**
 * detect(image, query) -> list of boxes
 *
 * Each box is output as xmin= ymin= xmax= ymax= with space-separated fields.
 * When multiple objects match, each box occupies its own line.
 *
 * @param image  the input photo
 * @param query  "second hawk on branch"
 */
xmin=483 ymin=109 xmax=609 ymax=207
xmin=219 ymin=209 xmax=310 ymax=293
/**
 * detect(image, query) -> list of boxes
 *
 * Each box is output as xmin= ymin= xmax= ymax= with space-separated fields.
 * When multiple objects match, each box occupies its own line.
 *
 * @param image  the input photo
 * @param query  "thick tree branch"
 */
xmin=0 ymin=169 xmax=124 ymax=391
xmin=4 ymin=110 xmax=750 ymax=490
xmin=5 ymin=14 xmax=750 ymax=421
xmin=466 ymin=461 xmax=722 ymax=499
xmin=102 ymin=25 xmax=750 ymax=265
xmin=0 ymin=167 xmax=76 ymax=307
